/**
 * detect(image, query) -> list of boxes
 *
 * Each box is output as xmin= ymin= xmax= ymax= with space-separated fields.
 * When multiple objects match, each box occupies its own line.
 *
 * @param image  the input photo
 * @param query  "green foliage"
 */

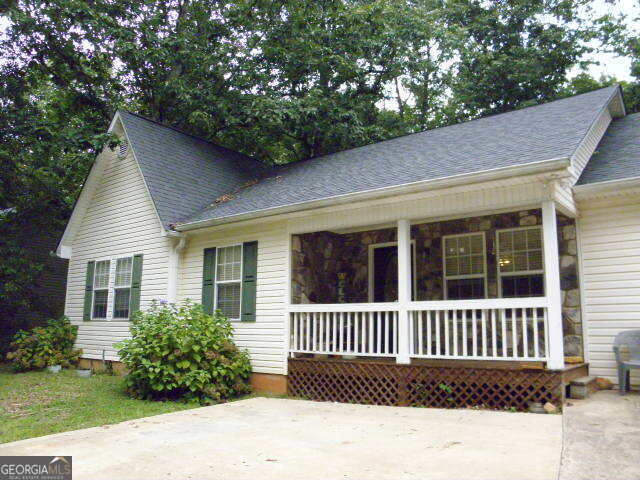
xmin=6 ymin=317 xmax=81 ymax=371
xmin=0 ymin=0 xmax=638 ymax=333
xmin=117 ymin=301 xmax=252 ymax=404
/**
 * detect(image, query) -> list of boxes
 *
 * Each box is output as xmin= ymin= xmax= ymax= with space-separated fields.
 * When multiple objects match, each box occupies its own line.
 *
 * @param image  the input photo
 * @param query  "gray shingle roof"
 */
xmin=178 ymin=86 xmax=619 ymax=226
xmin=119 ymin=111 xmax=274 ymax=227
xmin=577 ymin=112 xmax=640 ymax=185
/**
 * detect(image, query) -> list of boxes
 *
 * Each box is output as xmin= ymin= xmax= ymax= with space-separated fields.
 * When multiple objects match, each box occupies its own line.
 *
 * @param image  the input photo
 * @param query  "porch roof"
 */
xmin=177 ymin=86 xmax=619 ymax=228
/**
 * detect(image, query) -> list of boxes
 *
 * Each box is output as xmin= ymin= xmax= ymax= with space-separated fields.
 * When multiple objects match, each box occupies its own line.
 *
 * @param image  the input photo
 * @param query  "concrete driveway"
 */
xmin=560 ymin=391 xmax=640 ymax=480
xmin=0 ymin=397 xmax=561 ymax=480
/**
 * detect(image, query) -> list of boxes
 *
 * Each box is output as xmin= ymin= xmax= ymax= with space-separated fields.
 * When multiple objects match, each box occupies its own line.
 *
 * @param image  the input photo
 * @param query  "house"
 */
xmin=56 ymin=85 xmax=640 ymax=408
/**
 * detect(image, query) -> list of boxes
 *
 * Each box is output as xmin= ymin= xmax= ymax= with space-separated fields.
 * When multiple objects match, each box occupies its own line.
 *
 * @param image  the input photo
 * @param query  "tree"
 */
xmin=0 ymin=0 xmax=637 ymax=340
xmin=443 ymin=0 xmax=597 ymax=119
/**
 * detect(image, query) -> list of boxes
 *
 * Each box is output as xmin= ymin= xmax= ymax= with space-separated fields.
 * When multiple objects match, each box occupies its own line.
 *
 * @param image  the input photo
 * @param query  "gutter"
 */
xmin=573 ymin=176 xmax=640 ymax=199
xmin=175 ymin=156 xmax=571 ymax=232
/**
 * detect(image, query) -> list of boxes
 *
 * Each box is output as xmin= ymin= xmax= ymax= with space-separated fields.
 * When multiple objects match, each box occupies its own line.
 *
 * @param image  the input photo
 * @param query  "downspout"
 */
xmin=166 ymin=231 xmax=187 ymax=303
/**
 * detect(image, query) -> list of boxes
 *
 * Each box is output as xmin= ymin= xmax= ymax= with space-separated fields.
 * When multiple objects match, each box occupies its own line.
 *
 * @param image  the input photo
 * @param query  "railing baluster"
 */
xmin=319 ymin=312 xmax=325 ymax=352
xmin=501 ymin=309 xmax=507 ymax=357
xmin=481 ymin=309 xmax=487 ymax=357
xmin=394 ymin=311 xmax=399 ymax=354
xmin=408 ymin=311 xmax=414 ymax=356
xmin=376 ymin=312 xmax=382 ymax=355
xmin=426 ymin=311 xmax=432 ymax=356
xmin=543 ymin=308 xmax=548 ymax=357
xmin=522 ymin=308 xmax=528 ymax=358
xmin=314 ymin=313 xmax=320 ymax=352
xmin=361 ymin=312 xmax=365 ymax=354
xmin=491 ymin=309 xmax=497 ymax=357
xmin=418 ymin=312 xmax=424 ymax=355
xmin=331 ymin=312 xmax=338 ymax=353
xmin=354 ymin=312 xmax=359 ymax=354
xmin=444 ymin=310 xmax=450 ymax=356
xmin=293 ymin=312 xmax=298 ymax=351
xmin=472 ymin=309 xmax=477 ymax=357
xmin=533 ymin=308 xmax=539 ymax=359
xmin=368 ymin=312 xmax=374 ymax=355
xmin=384 ymin=312 xmax=389 ymax=354
xmin=347 ymin=312 xmax=352 ymax=353
xmin=462 ymin=309 xmax=468 ymax=357
xmin=452 ymin=309 xmax=458 ymax=356
xmin=511 ymin=308 xmax=518 ymax=358
xmin=435 ymin=311 xmax=440 ymax=356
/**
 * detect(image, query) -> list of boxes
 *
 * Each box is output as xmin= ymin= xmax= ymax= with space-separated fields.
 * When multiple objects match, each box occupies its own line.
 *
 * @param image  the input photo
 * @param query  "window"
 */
xmin=215 ymin=245 xmax=242 ymax=320
xmin=92 ymin=260 xmax=110 ymax=319
xmin=443 ymin=233 xmax=486 ymax=300
xmin=497 ymin=227 xmax=544 ymax=297
xmin=113 ymin=257 xmax=133 ymax=319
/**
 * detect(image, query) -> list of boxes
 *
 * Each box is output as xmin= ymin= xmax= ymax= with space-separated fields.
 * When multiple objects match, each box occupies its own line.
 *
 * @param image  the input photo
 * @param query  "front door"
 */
xmin=370 ymin=243 xmax=415 ymax=302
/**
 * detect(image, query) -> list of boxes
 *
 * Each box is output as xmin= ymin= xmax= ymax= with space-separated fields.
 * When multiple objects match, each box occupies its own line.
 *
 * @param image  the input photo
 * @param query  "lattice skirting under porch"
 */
xmin=287 ymin=358 xmax=563 ymax=411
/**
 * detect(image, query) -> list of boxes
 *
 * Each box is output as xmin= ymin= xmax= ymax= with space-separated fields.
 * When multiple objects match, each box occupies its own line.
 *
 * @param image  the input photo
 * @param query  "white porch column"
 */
xmin=542 ymin=200 xmax=565 ymax=369
xmin=396 ymin=219 xmax=411 ymax=364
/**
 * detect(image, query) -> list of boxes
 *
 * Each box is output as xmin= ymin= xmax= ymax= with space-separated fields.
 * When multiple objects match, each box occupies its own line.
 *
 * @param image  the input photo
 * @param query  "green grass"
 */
xmin=0 ymin=364 xmax=200 ymax=444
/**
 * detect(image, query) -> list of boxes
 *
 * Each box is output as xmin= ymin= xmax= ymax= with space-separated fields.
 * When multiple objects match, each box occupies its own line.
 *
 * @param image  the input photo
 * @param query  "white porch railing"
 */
xmin=289 ymin=298 xmax=549 ymax=362
xmin=289 ymin=303 xmax=399 ymax=357
xmin=408 ymin=298 xmax=548 ymax=361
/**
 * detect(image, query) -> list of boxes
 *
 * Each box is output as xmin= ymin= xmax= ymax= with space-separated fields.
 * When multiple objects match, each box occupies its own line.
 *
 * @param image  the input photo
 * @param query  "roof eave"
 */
xmin=574 ymin=176 xmax=640 ymax=200
xmin=175 ymin=156 xmax=571 ymax=232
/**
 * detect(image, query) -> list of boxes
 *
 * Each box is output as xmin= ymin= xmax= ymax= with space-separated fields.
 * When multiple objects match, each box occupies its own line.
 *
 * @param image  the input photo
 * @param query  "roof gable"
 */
xmin=118 ymin=111 xmax=274 ymax=228
xmin=578 ymin=112 xmax=640 ymax=185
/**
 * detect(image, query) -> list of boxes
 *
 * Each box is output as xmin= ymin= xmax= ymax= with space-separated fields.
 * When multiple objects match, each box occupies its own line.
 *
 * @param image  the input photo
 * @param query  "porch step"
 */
xmin=568 ymin=376 xmax=599 ymax=400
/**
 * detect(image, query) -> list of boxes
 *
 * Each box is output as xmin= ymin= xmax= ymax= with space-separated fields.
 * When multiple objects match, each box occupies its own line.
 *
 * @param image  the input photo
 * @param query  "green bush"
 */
xmin=117 ymin=301 xmax=252 ymax=403
xmin=6 ymin=316 xmax=81 ymax=371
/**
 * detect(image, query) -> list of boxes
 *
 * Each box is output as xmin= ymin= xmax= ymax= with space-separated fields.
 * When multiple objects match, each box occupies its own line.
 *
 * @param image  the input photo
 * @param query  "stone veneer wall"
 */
xmin=291 ymin=209 xmax=583 ymax=357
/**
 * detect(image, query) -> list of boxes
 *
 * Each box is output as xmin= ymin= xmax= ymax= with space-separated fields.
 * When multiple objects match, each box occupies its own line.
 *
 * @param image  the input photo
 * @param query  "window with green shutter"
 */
xmin=82 ymin=254 xmax=143 ymax=320
xmin=202 ymin=242 xmax=257 ymax=321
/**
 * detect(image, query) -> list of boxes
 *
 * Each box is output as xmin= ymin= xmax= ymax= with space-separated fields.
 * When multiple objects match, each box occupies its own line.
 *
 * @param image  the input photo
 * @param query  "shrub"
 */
xmin=6 ymin=316 xmax=81 ymax=371
xmin=117 ymin=301 xmax=252 ymax=403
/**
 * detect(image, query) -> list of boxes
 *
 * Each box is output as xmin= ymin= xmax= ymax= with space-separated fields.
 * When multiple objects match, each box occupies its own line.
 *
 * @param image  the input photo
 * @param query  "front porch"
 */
xmin=286 ymin=200 xmax=584 ymax=408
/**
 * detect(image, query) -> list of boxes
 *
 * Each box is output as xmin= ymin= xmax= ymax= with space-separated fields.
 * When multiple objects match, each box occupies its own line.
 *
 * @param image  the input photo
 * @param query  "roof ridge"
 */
xmin=117 ymin=109 xmax=270 ymax=168
xmin=282 ymin=85 xmax=620 ymax=168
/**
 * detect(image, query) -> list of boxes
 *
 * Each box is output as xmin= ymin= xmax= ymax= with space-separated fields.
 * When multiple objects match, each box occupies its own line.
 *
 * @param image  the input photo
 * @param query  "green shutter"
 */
xmin=83 ymin=261 xmax=95 ymax=321
xmin=241 ymin=241 xmax=258 ymax=322
xmin=202 ymin=247 xmax=216 ymax=314
xmin=129 ymin=254 xmax=143 ymax=315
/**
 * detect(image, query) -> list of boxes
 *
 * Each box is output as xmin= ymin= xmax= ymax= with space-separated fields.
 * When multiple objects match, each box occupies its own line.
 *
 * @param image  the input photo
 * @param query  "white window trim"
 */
xmin=213 ymin=244 xmax=243 ymax=321
xmin=90 ymin=253 xmax=137 ymax=321
xmin=367 ymin=241 xmax=417 ymax=302
xmin=442 ymin=232 xmax=488 ymax=300
xmin=91 ymin=258 xmax=111 ymax=320
xmin=496 ymin=226 xmax=545 ymax=298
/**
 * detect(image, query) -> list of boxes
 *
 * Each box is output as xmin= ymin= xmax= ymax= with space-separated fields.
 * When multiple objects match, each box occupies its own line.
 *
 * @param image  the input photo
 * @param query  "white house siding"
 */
xmin=64 ymin=145 xmax=172 ymax=361
xmin=578 ymin=194 xmax=640 ymax=385
xmin=569 ymin=108 xmax=612 ymax=184
xmin=177 ymin=221 xmax=289 ymax=375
